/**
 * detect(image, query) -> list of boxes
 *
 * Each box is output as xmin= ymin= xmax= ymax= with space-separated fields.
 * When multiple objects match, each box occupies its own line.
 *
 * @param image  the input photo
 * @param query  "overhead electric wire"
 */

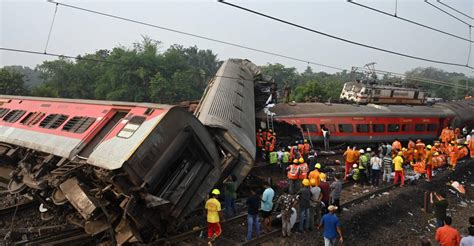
xmin=44 ymin=2 xmax=59 ymax=53
xmin=425 ymin=0 xmax=472 ymax=27
xmin=218 ymin=0 xmax=473 ymax=69
xmin=437 ymin=0 xmax=473 ymax=20
xmin=46 ymin=1 xmax=345 ymax=72
xmin=347 ymin=0 xmax=472 ymax=43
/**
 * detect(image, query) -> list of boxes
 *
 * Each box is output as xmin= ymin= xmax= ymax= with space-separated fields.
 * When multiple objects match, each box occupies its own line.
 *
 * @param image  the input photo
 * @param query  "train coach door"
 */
xmin=78 ymin=110 xmax=130 ymax=158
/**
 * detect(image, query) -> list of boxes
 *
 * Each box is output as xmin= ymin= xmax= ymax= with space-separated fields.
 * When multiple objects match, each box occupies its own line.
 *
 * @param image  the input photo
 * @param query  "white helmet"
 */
xmin=366 ymin=147 xmax=372 ymax=152
xmin=359 ymin=149 xmax=365 ymax=154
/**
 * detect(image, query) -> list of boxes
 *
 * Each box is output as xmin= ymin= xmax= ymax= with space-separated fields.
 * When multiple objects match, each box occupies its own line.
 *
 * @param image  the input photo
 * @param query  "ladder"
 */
xmin=266 ymin=113 xmax=274 ymax=131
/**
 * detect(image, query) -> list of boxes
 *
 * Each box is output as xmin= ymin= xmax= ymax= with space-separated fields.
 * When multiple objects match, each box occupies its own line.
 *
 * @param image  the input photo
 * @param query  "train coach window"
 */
xmin=39 ymin=114 xmax=69 ymax=129
xmin=20 ymin=112 xmax=46 ymax=126
xmin=3 ymin=110 xmax=26 ymax=123
xmin=427 ymin=124 xmax=438 ymax=132
xmin=320 ymin=124 xmax=336 ymax=133
xmin=0 ymin=108 xmax=9 ymax=118
xmin=118 ymin=116 xmax=146 ymax=138
xmin=356 ymin=124 xmax=369 ymax=133
xmin=63 ymin=116 xmax=96 ymax=133
xmin=372 ymin=124 xmax=385 ymax=132
xmin=301 ymin=124 xmax=317 ymax=132
xmin=388 ymin=124 xmax=400 ymax=132
xmin=402 ymin=124 xmax=412 ymax=132
xmin=338 ymin=124 xmax=353 ymax=133
xmin=415 ymin=124 xmax=426 ymax=132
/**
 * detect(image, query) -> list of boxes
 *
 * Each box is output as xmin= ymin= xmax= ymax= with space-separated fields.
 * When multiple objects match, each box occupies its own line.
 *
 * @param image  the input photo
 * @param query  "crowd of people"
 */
xmin=202 ymin=126 xmax=473 ymax=245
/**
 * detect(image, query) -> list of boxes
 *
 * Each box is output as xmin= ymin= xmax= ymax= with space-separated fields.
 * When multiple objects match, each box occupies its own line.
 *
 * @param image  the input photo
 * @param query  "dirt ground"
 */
xmin=260 ymin=159 xmax=474 ymax=246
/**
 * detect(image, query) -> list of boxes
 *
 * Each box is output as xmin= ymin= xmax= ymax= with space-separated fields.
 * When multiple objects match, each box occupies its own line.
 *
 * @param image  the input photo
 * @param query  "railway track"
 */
xmin=0 ymin=200 xmax=36 ymax=217
xmin=13 ymin=228 xmax=92 ymax=246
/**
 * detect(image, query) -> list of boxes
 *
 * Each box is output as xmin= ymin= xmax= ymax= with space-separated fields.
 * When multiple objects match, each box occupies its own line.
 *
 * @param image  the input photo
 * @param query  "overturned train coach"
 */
xmin=0 ymin=59 xmax=270 ymax=243
xmin=260 ymin=99 xmax=474 ymax=144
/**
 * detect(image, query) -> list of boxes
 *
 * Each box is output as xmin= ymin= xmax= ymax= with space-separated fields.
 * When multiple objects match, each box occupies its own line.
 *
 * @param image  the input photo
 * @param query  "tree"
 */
xmin=0 ymin=68 xmax=28 ymax=95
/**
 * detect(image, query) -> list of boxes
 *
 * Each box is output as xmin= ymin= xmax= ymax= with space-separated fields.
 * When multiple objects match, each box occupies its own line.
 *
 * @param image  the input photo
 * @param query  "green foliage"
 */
xmin=0 ymin=68 xmax=28 ymax=95
xmin=32 ymin=37 xmax=219 ymax=104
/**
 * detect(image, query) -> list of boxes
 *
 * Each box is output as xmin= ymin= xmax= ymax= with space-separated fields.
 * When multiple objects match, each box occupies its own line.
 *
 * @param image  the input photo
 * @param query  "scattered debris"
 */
xmin=370 ymin=195 xmax=375 ymax=199
xmin=450 ymin=181 xmax=466 ymax=194
xmin=408 ymin=212 xmax=413 ymax=216
xmin=459 ymin=201 xmax=468 ymax=207
xmin=362 ymin=189 xmax=370 ymax=193
xmin=382 ymin=192 xmax=390 ymax=195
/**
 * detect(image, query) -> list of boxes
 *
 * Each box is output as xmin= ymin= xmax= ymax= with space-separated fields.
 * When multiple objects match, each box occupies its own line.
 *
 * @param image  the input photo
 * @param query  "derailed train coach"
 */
xmin=0 ymin=59 xmax=270 ymax=243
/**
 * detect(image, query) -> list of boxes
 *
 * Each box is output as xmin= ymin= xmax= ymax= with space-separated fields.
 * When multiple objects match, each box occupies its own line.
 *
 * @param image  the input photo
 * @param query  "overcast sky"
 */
xmin=1 ymin=0 xmax=473 ymax=76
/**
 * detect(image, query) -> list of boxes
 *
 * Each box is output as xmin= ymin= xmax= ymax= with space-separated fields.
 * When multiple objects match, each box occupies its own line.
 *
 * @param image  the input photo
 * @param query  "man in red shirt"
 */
xmin=435 ymin=216 xmax=461 ymax=246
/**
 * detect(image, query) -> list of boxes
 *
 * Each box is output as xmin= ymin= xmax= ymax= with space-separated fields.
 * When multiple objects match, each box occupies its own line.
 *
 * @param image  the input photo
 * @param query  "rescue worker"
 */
xmin=425 ymin=145 xmax=434 ymax=182
xmin=393 ymin=152 xmax=405 ymax=186
xmin=343 ymin=146 xmax=357 ymax=180
xmin=298 ymin=158 xmax=309 ymax=181
xmin=308 ymin=163 xmax=322 ymax=187
xmin=458 ymin=144 xmax=468 ymax=159
xmin=205 ymin=189 xmax=223 ymax=244
xmin=447 ymin=127 xmax=455 ymax=142
xmin=349 ymin=164 xmax=361 ymax=184
xmin=307 ymin=150 xmax=317 ymax=171
xmin=303 ymin=139 xmax=311 ymax=160
xmin=454 ymin=127 xmax=460 ymax=140
xmin=269 ymin=150 xmax=278 ymax=173
xmin=256 ymin=129 xmax=263 ymax=159
xmin=297 ymin=179 xmax=311 ymax=233
xmin=266 ymin=129 xmax=273 ymax=142
xmin=269 ymin=133 xmax=277 ymax=153
xmin=469 ymin=132 xmax=474 ymax=159
xmin=407 ymin=138 xmax=416 ymax=163
xmin=287 ymin=159 xmax=300 ymax=194
xmin=414 ymin=139 xmax=426 ymax=162
xmin=392 ymin=139 xmax=402 ymax=155
xmin=282 ymin=148 xmax=290 ymax=174
xmin=448 ymin=142 xmax=459 ymax=169
xmin=365 ymin=148 xmax=372 ymax=182
xmin=297 ymin=141 xmax=305 ymax=158
xmin=309 ymin=178 xmax=322 ymax=230
xmin=440 ymin=126 xmax=449 ymax=144
xmin=358 ymin=149 xmax=369 ymax=186
xmin=319 ymin=173 xmax=331 ymax=214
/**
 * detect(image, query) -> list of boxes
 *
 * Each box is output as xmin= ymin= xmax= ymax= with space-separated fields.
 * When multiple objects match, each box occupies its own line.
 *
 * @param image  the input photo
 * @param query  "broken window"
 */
xmin=117 ymin=116 xmax=146 ymax=138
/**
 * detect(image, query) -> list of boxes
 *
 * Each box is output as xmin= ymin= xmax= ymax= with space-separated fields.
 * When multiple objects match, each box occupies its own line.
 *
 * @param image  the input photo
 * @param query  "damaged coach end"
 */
xmin=195 ymin=58 xmax=273 ymax=185
xmin=0 ymin=96 xmax=221 ymax=243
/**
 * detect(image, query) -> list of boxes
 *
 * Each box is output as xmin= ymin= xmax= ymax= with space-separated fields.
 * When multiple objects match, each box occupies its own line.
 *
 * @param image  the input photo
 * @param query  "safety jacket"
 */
xmin=287 ymin=164 xmax=299 ymax=180
xmin=303 ymin=143 xmax=311 ymax=155
xmin=298 ymin=163 xmax=309 ymax=179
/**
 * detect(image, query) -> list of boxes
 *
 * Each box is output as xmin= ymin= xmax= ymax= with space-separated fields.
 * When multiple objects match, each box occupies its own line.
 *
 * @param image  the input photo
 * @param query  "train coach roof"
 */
xmin=262 ymin=102 xmax=455 ymax=118
xmin=0 ymin=95 xmax=173 ymax=110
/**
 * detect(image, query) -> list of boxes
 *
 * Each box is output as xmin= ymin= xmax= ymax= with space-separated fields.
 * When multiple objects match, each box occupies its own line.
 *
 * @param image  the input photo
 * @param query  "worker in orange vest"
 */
xmin=447 ymin=142 xmax=459 ymax=169
xmin=414 ymin=139 xmax=426 ymax=161
xmin=268 ymin=133 xmax=276 ymax=152
xmin=407 ymin=138 xmax=415 ymax=163
xmin=392 ymin=139 xmax=402 ymax=155
xmin=308 ymin=163 xmax=321 ymax=187
xmin=447 ymin=127 xmax=455 ymax=142
xmin=287 ymin=159 xmax=299 ymax=194
xmin=458 ymin=144 xmax=468 ymax=159
xmin=256 ymin=129 xmax=263 ymax=159
xmin=303 ymin=139 xmax=311 ymax=160
xmin=267 ymin=129 xmax=274 ymax=142
xmin=297 ymin=141 xmax=305 ymax=157
xmin=425 ymin=145 xmax=434 ymax=182
xmin=440 ymin=126 xmax=451 ymax=144
xmin=298 ymin=158 xmax=309 ymax=180
xmin=343 ymin=146 xmax=357 ymax=180
xmin=454 ymin=127 xmax=460 ymax=140
xmin=262 ymin=129 xmax=268 ymax=142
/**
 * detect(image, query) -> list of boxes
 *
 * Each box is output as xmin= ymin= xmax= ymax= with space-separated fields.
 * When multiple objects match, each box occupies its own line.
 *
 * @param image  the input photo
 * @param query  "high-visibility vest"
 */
xmin=287 ymin=164 xmax=299 ymax=180
xmin=298 ymin=144 xmax=304 ymax=155
xmin=256 ymin=133 xmax=263 ymax=148
xmin=282 ymin=152 xmax=290 ymax=163
xmin=298 ymin=163 xmax=309 ymax=179
xmin=303 ymin=143 xmax=311 ymax=155
xmin=269 ymin=152 xmax=278 ymax=164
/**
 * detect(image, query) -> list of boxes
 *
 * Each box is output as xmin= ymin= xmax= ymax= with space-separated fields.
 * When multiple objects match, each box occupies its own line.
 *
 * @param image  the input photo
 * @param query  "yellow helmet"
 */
xmin=293 ymin=159 xmax=299 ymax=164
xmin=310 ymin=179 xmax=317 ymax=186
xmin=319 ymin=173 xmax=327 ymax=181
xmin=299 ymin=158 xmax=304 ymax=163
xmin=433 ymin=152 xmax=440 ymax=156
xmin=398 ymin=152 xmax=403 ymax=156
xmin=304 ymin=139 xmax=308 ymax=143
xmin=211 ymin=189 xmax=220 ymax=195
xmin=302 ymin=179 xmax=310 ymax=186
xmin=426 ymin=145 xmax=432 ymax=150
xmin=315 ymin=163 xmax=321 ymax=169
xmin=402 ymin=147 xmax=407 ymax=151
